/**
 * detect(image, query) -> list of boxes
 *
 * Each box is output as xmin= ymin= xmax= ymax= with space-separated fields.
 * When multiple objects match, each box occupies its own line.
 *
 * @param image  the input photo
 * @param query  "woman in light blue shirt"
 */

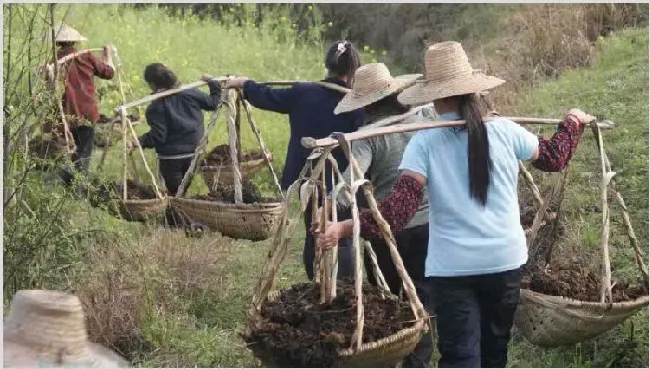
xmin=315 ymin=42 xmax=594 ymax=367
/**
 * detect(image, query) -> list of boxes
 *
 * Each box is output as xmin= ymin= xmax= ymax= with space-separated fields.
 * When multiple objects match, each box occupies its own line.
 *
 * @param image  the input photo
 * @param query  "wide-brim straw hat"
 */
xmin=334 ymin=63 xmax=421 ymax=114
xmin=3 ymin=290 xmax=128 ymax=368
xmin=398 ymin=41 xmax=505 ymax=106
xmin=45 ymin=23 xmax=88 ymax=43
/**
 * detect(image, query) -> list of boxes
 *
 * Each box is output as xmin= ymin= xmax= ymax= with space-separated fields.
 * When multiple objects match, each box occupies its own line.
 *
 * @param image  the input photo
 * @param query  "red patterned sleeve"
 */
xmin=531 ymin=117 xmax=583 ymax=172
xmin=359 ymin=175 xmax=424 ymax=241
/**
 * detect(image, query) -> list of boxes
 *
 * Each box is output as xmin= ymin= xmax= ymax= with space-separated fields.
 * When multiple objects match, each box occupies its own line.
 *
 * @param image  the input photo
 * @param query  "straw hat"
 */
xmin=3 ymin=290 xmax=128 ymax=368
xmin=397 ymin=41 xmax=505 ymax=106
xmin=46 ymin=23 xmax=88 ymax=43
xmin=334 ymin=63 xmax=421 ymax=114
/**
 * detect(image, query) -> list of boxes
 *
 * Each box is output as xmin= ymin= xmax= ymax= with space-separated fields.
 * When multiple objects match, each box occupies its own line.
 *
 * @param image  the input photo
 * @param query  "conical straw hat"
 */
xmin=398 ymin=42 xmax=505 ymax=106
xmin=45 ymin=23 xmax=88 ymax=43
xmin=334 ymin=63 xmax=421 ymax=114
xmin=3 ymin=290 xmax=127 ymax=368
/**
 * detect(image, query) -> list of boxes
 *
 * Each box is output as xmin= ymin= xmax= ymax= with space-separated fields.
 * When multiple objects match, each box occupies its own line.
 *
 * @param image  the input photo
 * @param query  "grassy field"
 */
xmin=4 ymin=4 xmax=649 ymax=368
xmin=56 ymin=4 xmax=383 ymax=196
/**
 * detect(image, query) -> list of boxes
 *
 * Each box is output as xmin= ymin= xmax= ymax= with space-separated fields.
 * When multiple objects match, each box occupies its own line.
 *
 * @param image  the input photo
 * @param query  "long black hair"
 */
xmin=324 ymin=40 xmax=361 ymax=87
xmin=143 ymin=63 xmax=179 ymax=90
xmin=458 ymin=93 xmax=492 ymax=206
xmin=364 ymin=94 xmax=409 ymax=122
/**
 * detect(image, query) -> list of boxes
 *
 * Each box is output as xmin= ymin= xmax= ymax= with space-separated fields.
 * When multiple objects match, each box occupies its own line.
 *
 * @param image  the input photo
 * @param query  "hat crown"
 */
xmin=351 ymin=63 xmax=393 ymax=96
xmin=424 ymin=41 xmax=474 ymax=83
xmin=47 ymin=23 xmax=87 ymax=42
xmin=5 ymin=290 xmax=89 ymax=363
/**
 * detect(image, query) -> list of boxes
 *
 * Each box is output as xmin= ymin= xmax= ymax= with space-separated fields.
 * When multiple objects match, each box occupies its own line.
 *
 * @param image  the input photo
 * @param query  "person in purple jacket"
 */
xmin=224 ymin=41 xmax=364 ymax=281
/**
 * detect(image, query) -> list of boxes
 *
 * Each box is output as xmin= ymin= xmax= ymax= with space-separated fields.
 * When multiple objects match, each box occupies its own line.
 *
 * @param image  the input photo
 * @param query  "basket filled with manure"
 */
xmin=513 ymin=127 xmax=649 ymax=348
xmin=94 ymin=113 xmax=141 ymax=148
xmin=171 ymin=180 xmax=283 ymax=241
xmin=245 ymin=281 xmax=425 ymax=368
xmin=89 ymin=179 xmax=168 ymax=222
xmin=198 ymin=144 xmax=272 ymax=190
xmin=245 ymin=149 xmax=430 ymax=368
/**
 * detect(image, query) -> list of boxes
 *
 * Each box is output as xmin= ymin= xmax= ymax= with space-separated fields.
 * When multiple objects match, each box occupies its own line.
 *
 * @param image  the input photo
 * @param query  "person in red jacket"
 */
xmin=45 ymin=24 xmax=115 ymax=186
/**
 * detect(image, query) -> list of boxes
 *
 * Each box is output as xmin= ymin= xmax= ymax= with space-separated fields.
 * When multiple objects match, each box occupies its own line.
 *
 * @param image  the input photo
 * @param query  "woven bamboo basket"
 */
xmin=251 ymin=290 xmax=426 ymax=368
xmin=514 ymin=289 xmax=649 ymax=347
xmin=170 ymin=197 xmax=283 ymax=241
xmin=28 ymin=137 xmax=68 ymax=160
xmin=116 ymin=197 xmax=168 ymax=222
xmin=513 ymin=125 xmax=649 ymax=347
xmin=198 ymin=152 xmax=273 ymax=190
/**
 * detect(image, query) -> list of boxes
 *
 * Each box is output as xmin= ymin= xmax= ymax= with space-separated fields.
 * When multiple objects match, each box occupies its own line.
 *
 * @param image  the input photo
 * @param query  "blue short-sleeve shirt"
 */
xmin=399 ymin=112 xmax=539 ymax=277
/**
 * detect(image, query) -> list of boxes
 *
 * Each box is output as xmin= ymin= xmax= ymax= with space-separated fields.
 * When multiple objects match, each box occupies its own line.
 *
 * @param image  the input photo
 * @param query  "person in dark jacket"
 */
xmin=223 ymin=40 xmax=364 ymax=281
xmin=44 ymin=23 xmax=115 ymax=186
xmin=136 ymin=63 xmax=221 ymax=227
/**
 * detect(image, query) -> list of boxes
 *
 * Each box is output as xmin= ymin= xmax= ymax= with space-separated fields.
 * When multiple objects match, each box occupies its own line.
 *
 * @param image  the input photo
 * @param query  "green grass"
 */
xmin=7 ymin=4 xmax=648 ymax=367
xmin=55 ymin=4 xmax=383 ymax=196
xmin=508 ymin=28 xmax=649 ymax=367
xmin=115 ymin=27 xmax=650 ymax=368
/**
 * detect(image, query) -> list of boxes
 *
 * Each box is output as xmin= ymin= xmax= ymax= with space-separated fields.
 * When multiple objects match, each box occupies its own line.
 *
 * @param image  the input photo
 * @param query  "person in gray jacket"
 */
xmin=315 ymin=63 xmax=435 ymax=368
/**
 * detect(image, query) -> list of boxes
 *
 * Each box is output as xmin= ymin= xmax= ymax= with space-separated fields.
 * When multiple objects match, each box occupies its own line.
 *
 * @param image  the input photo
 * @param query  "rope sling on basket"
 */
xmin=243 ymin=113 xmax=637 ymax=366
xmin=513 ymin=121 xmax=649 ymax=348
xmin=245 ymin=133 xmax=428 ymax=368
xmin=169 ymin=84 xmax=285 ymax=241
xmin=92 ymin=47 xmax=168 ymax=222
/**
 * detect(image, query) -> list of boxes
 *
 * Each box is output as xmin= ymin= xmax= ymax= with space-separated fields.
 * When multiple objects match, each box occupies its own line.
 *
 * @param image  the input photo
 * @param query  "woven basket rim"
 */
xmin=264 ymin=289 xmax=426 ymax=359
xmin=120 ymin=197 xmax=168 ymax=205
xmin=172 ymin=197 xmax=283 ymax=211
xmin=199 ymin=159 xmax=270 ymax=171
xmin=199 ymin=152 xmax=273 ymax=168
xmin=520 ymin=288 xmax=650 ymax=309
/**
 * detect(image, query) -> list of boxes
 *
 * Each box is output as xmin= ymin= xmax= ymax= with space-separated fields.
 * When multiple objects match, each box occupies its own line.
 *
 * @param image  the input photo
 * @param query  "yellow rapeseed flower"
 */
xmin=381 ymin=50 xmax=388 ymax=56
xmin=363 ymin=45 xmax=370 ymax=51
xmin=327 ymin=22 xmax=333 ymax=27
xmin=308 ymin=5 xmax=313 ymax=11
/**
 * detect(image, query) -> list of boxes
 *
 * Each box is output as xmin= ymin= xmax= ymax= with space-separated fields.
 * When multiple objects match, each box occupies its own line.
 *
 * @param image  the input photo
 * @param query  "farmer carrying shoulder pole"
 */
xmin=316 ymin=42 xmax=595 ymax=368
xmin=45 ymin=23 xmax=115 ymax=186
xmin=313 ymin=62 xmax=434 ymax=368
xmin=223 ymin=41 xmax=365 ymax=282
xmin=134 ymin=63 xmax=221 ymax=228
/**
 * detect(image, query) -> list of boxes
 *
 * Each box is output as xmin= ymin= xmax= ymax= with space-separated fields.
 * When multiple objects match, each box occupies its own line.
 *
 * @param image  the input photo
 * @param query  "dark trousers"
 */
xmin=303 ymin=202 xmax=355 ymax=281
xmin=159 ymin=157 xmax=193 ymax=227
xmin=429 ymin=268 xmax=522 ymax=368
xmin=59 ymin=125 xmax=95 ymax=186
xmin=363 ymin=223 xmax=432 ymax=368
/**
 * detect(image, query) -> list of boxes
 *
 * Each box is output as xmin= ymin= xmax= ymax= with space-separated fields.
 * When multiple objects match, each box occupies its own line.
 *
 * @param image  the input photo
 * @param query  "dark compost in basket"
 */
xmin=518 ymin=189 xmax=649 ymax=303
xmin=244 ymin=280 xmax=416 ymax=368
xmin=202 ymin=144 xmax=266 ymax=166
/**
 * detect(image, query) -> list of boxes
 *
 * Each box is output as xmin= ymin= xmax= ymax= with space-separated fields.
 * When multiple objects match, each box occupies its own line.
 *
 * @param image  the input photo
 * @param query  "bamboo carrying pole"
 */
xmin=260 ymin=80 xmax=351 ymax=94
xmin=301 ymin=118 xmax=615 ymax=149
xmin=48 ymin=5 xmax=75 ymax=155
xmin=121 ymin=108 xmax=128 ymax=200
xmin=239 ymin=95 xmax=285 ymax=198
xmin=224 ymin=88 xmax=244 ymax=204
xmin=118 ymin=78 xmax=229 ymax=112
xmin=592 ymin=123 xmax=615 ymax=303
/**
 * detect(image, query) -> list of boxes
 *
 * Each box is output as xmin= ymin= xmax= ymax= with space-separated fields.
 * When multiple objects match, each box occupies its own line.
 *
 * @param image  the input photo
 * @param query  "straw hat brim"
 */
xmin=3 ymin=339 xmax=128 ymax=368
xmin=397 ymin=73 xmax=505 ymax=106
xmin=334 ymin=74 xmax=422 ymax=115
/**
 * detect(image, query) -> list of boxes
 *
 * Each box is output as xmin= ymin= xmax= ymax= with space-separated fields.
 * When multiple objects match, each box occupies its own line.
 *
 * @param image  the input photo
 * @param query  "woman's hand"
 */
xmin=224 ymin=77 xmax=249 ymax=89
xmin=315 ymin=220 xmax=353 ymax=249
xmin=565 ymin=108 xmax=596 ymax=126
xmin=200 ymin=74 xmax=215 ymax=82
